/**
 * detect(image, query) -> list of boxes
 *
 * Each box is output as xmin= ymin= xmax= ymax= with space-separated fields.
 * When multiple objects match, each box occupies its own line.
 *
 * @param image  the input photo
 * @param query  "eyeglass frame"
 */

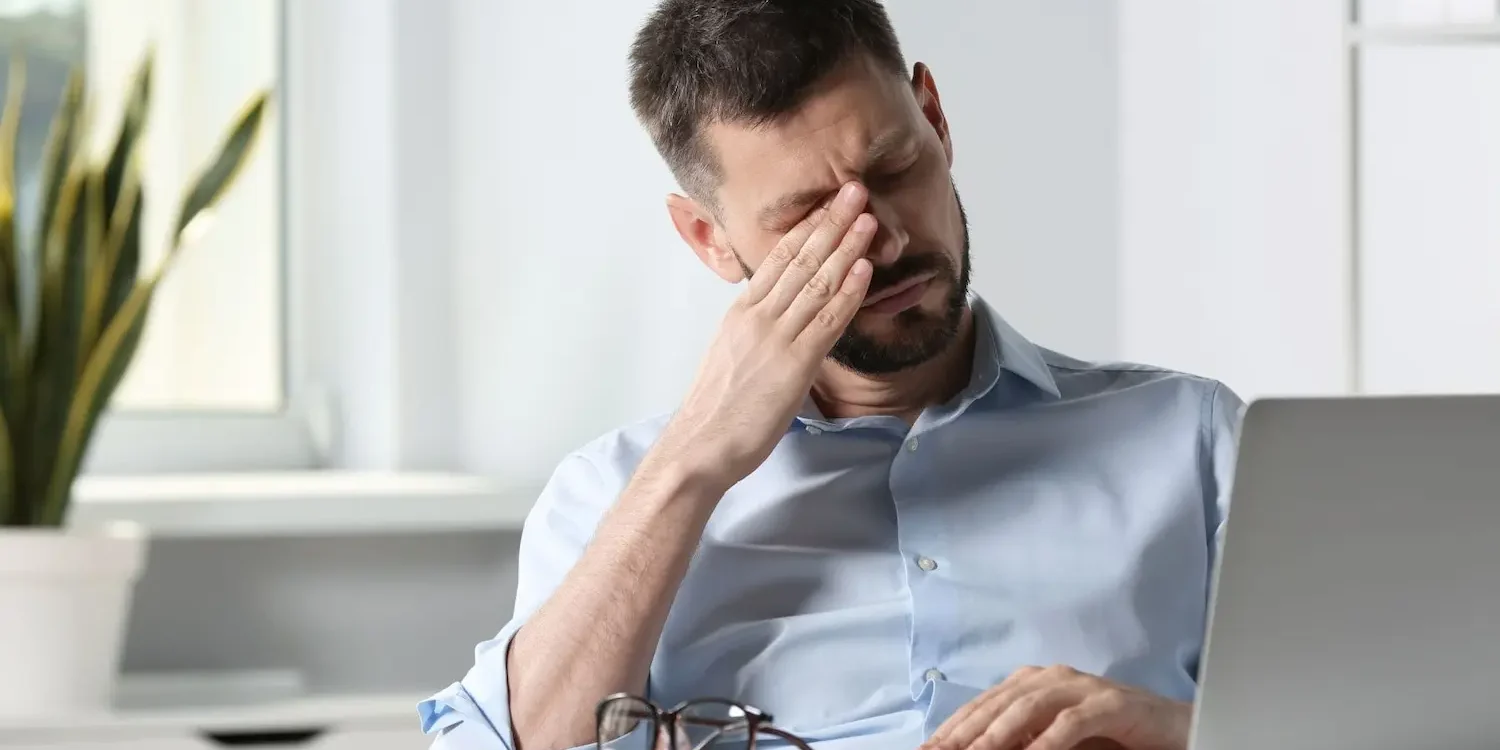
xmin=595 ymin=692 xmax=814 ymax=750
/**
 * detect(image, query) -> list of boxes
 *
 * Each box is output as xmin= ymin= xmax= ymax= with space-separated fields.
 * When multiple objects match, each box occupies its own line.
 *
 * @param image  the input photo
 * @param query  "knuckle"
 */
xmin=803 ymin=274 xmax=834 ymax=300
xmin=765 ymin=243 xmax=798 ymax=268
xmin=1016 ymin=665 xmax=1044 ymax=678
xmin=1011 ymin=693 xmax=1043 ymax=716
xmin=1052 ymin=707 xmax=1086 ymax=733
xmin=814 ymin=307 xmax=843 ymax=330
xmin=1094 ymin=687 xmax=1129 ymax=713
xmin=790 ymin=250 xmax=822 ymax=273
xmin=977 ymin=722 xmax=1018 ymax=750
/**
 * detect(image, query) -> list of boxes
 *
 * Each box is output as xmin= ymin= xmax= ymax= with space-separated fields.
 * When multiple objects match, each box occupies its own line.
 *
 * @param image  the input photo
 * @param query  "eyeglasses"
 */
xmin=596 ymin=693 xmax=814 ymax=750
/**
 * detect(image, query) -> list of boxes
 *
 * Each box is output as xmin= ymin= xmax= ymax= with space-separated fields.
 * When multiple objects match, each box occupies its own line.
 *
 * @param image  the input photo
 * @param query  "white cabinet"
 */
xmin=1357 ymin=45 xmax=1500 ymax=395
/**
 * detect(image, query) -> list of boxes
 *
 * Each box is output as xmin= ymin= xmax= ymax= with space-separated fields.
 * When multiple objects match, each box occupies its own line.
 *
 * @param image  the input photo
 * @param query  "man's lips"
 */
xmin=861 ymin=271 xmax=938 ymax=308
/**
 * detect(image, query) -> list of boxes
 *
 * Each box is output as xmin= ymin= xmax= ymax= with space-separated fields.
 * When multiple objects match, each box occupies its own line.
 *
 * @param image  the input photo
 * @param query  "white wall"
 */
xmin=448 ymin=0 xmax=1122 ymax=484
xmin=1117 ymin=0 xmax=1350 ymax=403
xmin=1357 ymin=44 xmax=1500 ymax=396
xmin=883 ymin=1 xmax=1119 ymax=362
xmin=449 ymin=0 xmax=718 ymax=483
xmin=317 ymin=0 xmax=1361 ymax=485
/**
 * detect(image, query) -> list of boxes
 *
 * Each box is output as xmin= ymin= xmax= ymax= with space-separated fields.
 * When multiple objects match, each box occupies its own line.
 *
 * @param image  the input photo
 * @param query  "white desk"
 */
xmin=0 ymin=692 xmax=427 ymax=749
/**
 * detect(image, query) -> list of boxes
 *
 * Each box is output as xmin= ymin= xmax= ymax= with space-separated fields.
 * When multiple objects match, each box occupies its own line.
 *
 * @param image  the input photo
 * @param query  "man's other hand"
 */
xmin=920 ymin=665 xmax=1192 ymax=750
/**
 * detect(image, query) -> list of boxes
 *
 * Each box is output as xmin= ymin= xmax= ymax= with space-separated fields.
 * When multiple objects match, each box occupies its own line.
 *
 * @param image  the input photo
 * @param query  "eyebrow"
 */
xmin=756 ymin=129 xmax=915 ymax=228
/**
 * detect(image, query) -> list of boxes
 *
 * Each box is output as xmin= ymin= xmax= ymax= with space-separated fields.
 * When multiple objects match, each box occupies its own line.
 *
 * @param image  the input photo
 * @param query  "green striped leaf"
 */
xmin=173 ymin=93 xmax=268 ymax=246
xmin=41 ymin=268 xmax=149 ymax=526
xmin=27 ymin=167 xmax=88 ymax=526
xmin=0 ymin=55 xmax=25 ymax=342
xmin=42 ymin=89 xmax=270 ymax=526
xmin=0 ymin=55 xmax=24 ymax=525
xmin=99 ymin=171 xmax=142 ymax=332
xmin=0 ymin=402 xmax=13 ymax=526
xmin=102 ymin=51 xmax=150 ymax=228
xmin=33 ymin=70 xmax=84 ymax=340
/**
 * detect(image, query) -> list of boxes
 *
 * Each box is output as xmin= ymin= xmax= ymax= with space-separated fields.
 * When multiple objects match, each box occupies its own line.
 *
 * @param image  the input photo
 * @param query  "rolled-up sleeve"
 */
xmin=419 ymin=450 xmax=619 ymax=749
xmin=1204 ymin=382 xmax=1247 ymax=568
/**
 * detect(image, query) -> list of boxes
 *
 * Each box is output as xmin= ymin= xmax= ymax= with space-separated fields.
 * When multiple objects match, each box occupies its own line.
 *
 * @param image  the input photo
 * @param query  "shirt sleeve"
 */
xmin=1203 ymin=381 xmax=1247 ymax=572
xmin=418 ymin=450 xmax=618 ymax=750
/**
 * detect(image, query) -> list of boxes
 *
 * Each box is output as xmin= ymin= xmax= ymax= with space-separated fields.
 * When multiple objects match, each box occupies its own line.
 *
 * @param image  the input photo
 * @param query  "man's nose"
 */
xmin=864 ymin=197 xmax=908 ymax=266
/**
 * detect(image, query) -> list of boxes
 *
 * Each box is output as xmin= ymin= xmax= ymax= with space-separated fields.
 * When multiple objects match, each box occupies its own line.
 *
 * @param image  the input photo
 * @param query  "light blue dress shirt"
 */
xmin=420 ymin=295 xmax=1245 ymax=750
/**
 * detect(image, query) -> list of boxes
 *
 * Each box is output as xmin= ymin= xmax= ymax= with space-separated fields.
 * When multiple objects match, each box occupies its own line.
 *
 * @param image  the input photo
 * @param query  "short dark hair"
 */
xmin=628 ymin=0 xmax=908 ymax=204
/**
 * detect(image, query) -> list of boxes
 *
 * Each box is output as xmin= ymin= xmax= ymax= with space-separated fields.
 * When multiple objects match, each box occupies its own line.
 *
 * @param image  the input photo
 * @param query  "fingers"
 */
xmin=924 ymin=668 xmax=1041 ymax=750
xmin=781 ymin=212 xmax=877 ymax=331
xmin=968 ymin=687 xmax=1075 ymax=750
xmin=924 ymin=686 xmax=1022 ymax=750
xmin=923 ymin=668 xmax=1182 ymax=750
xmin=1022 ymin=699 xmax=1114 ymax=750
xmin=792 ymin=257 xmax=870 ymax=355
xmin=923 ymin=695 xmax=989 ymax=750
xmin=763 ymin=182 xmax=869 ymax=312
xmin=742 ymin=203 xmax=828 ymax=305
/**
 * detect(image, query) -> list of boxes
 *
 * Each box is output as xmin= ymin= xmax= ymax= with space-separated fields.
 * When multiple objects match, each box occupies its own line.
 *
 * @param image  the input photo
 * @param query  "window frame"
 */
xmin=1343 ymin=0 xmax=1500 ymax=394
xmin=82 ymin=0 xmax=325 ymax=475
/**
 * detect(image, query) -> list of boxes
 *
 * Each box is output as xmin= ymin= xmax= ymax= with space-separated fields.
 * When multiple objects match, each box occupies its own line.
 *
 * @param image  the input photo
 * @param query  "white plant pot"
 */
xmin=0 ymin=522 xmax=147 ymax=719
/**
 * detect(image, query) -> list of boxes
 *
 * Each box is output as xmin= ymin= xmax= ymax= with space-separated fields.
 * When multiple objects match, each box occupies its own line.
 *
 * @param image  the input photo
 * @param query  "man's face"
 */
xmin=693 ymin=56 xmax=970 ymax=375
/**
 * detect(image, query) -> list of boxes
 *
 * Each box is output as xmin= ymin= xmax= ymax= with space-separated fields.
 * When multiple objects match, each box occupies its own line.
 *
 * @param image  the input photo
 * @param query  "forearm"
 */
xmin=506 ymin=449 xmax=726 ymax=750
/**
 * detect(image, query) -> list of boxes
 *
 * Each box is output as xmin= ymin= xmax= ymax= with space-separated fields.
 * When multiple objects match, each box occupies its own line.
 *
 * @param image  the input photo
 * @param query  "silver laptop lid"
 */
xmin=1190 ymin=395 xmax=1500 ymax=750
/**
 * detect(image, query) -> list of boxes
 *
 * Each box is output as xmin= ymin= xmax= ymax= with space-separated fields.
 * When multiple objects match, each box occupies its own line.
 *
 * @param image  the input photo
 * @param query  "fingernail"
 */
xmin=851 ymin=259 xmax=870 ymax=276
xmin=853 ymin=214 xmax=876 ymax=233
xmin=837 ymin=182 xmax=863 ymax=209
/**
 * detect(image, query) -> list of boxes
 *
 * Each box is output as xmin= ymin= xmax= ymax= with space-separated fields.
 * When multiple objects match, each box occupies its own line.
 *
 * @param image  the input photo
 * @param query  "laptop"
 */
xmin=1188 ymin=395 xmax=1500 ymax=750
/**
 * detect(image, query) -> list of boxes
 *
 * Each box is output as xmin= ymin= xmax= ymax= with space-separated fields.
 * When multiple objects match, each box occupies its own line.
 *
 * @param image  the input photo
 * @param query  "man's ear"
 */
xmin=912 ymin=62 xmax=953 ymax=167
xmin=666 ymin=193 xmax=746 ymax=283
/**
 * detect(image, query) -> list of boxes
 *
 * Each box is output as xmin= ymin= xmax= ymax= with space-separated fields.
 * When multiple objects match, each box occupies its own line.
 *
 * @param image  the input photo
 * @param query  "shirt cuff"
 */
xmin=418 ymin=621 xmax=524 ymax=748
xmin=417 ymin=620 xmax=650 ymax=750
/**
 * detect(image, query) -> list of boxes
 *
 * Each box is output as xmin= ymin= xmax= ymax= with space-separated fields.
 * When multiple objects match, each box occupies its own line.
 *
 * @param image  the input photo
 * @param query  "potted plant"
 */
xmin=0 ymin=51 xmax=269 ymax=718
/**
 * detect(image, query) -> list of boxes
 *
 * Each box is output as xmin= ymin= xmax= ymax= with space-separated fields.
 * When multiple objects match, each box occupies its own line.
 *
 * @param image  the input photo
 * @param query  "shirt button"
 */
xmin=906 ymin=437 xmax=920 ymax=452
xmin=916 ymin=555 xmax=938 ymax=572
xmin=805 ymin=425 xmax=823 ymax=435
xmin=924 ymin=668 xmax=946 ymax=682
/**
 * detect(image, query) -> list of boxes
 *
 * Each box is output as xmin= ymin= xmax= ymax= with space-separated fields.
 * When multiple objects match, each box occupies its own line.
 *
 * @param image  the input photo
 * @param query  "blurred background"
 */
xmin=0 ymin=0 xmax=1493 ymax=747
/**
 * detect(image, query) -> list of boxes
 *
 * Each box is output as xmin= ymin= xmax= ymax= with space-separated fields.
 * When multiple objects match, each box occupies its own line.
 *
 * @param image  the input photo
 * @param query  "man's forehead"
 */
xmin=710 ymin=62 xmax=912 ymax=165
xmin=706 ymin=89 xmax=918 ymax=222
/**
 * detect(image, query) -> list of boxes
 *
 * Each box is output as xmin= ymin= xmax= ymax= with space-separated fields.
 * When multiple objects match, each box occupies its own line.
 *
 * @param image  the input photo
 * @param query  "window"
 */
xmin=1350 ymin=0 xmax=1500 ymax=394
xmin=0 ymin=0 xmax=316 ymax=472
xmin=88 ymin=0 xmax=282 ymax=411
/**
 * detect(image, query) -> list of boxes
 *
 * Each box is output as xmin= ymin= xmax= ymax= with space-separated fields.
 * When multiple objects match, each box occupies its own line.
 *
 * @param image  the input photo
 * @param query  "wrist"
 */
xmin=649 ymin=416 xmax=747 ymax=493
xmin=636 ymin=438 xmax=736 ymax=499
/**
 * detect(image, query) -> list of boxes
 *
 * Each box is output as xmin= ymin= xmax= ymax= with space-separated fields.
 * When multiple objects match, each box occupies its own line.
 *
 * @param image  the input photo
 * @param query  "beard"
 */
xmin=737 ymin=182 xmax=972 ymax=376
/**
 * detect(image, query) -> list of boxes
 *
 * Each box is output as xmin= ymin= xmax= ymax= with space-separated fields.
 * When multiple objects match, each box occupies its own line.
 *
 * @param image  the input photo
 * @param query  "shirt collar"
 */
xmin=794 ymin=294 xmax=1061 ymax=426
xmin=966 ymin=293 xmax=1062 ymax=402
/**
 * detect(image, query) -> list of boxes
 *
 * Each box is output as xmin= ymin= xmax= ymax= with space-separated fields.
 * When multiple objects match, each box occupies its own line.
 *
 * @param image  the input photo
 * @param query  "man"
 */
xmin=421 ymin=1 xmax=1243 ymax=749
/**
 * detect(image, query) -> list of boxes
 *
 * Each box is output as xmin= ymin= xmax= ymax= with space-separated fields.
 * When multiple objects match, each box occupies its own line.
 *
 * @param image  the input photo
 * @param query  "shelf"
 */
xmin=67 ymin=471 xmax=536 ymax=538
xmin=1349 ymin=23 xmax=1500 ymax=45
xmin=0 ymin=690 xmax=424 ymax=738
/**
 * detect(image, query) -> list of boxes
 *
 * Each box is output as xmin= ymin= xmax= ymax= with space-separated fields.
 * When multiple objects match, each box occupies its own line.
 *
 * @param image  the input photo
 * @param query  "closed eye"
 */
xmin=868 ymin=159 xmax=919 ymax=190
